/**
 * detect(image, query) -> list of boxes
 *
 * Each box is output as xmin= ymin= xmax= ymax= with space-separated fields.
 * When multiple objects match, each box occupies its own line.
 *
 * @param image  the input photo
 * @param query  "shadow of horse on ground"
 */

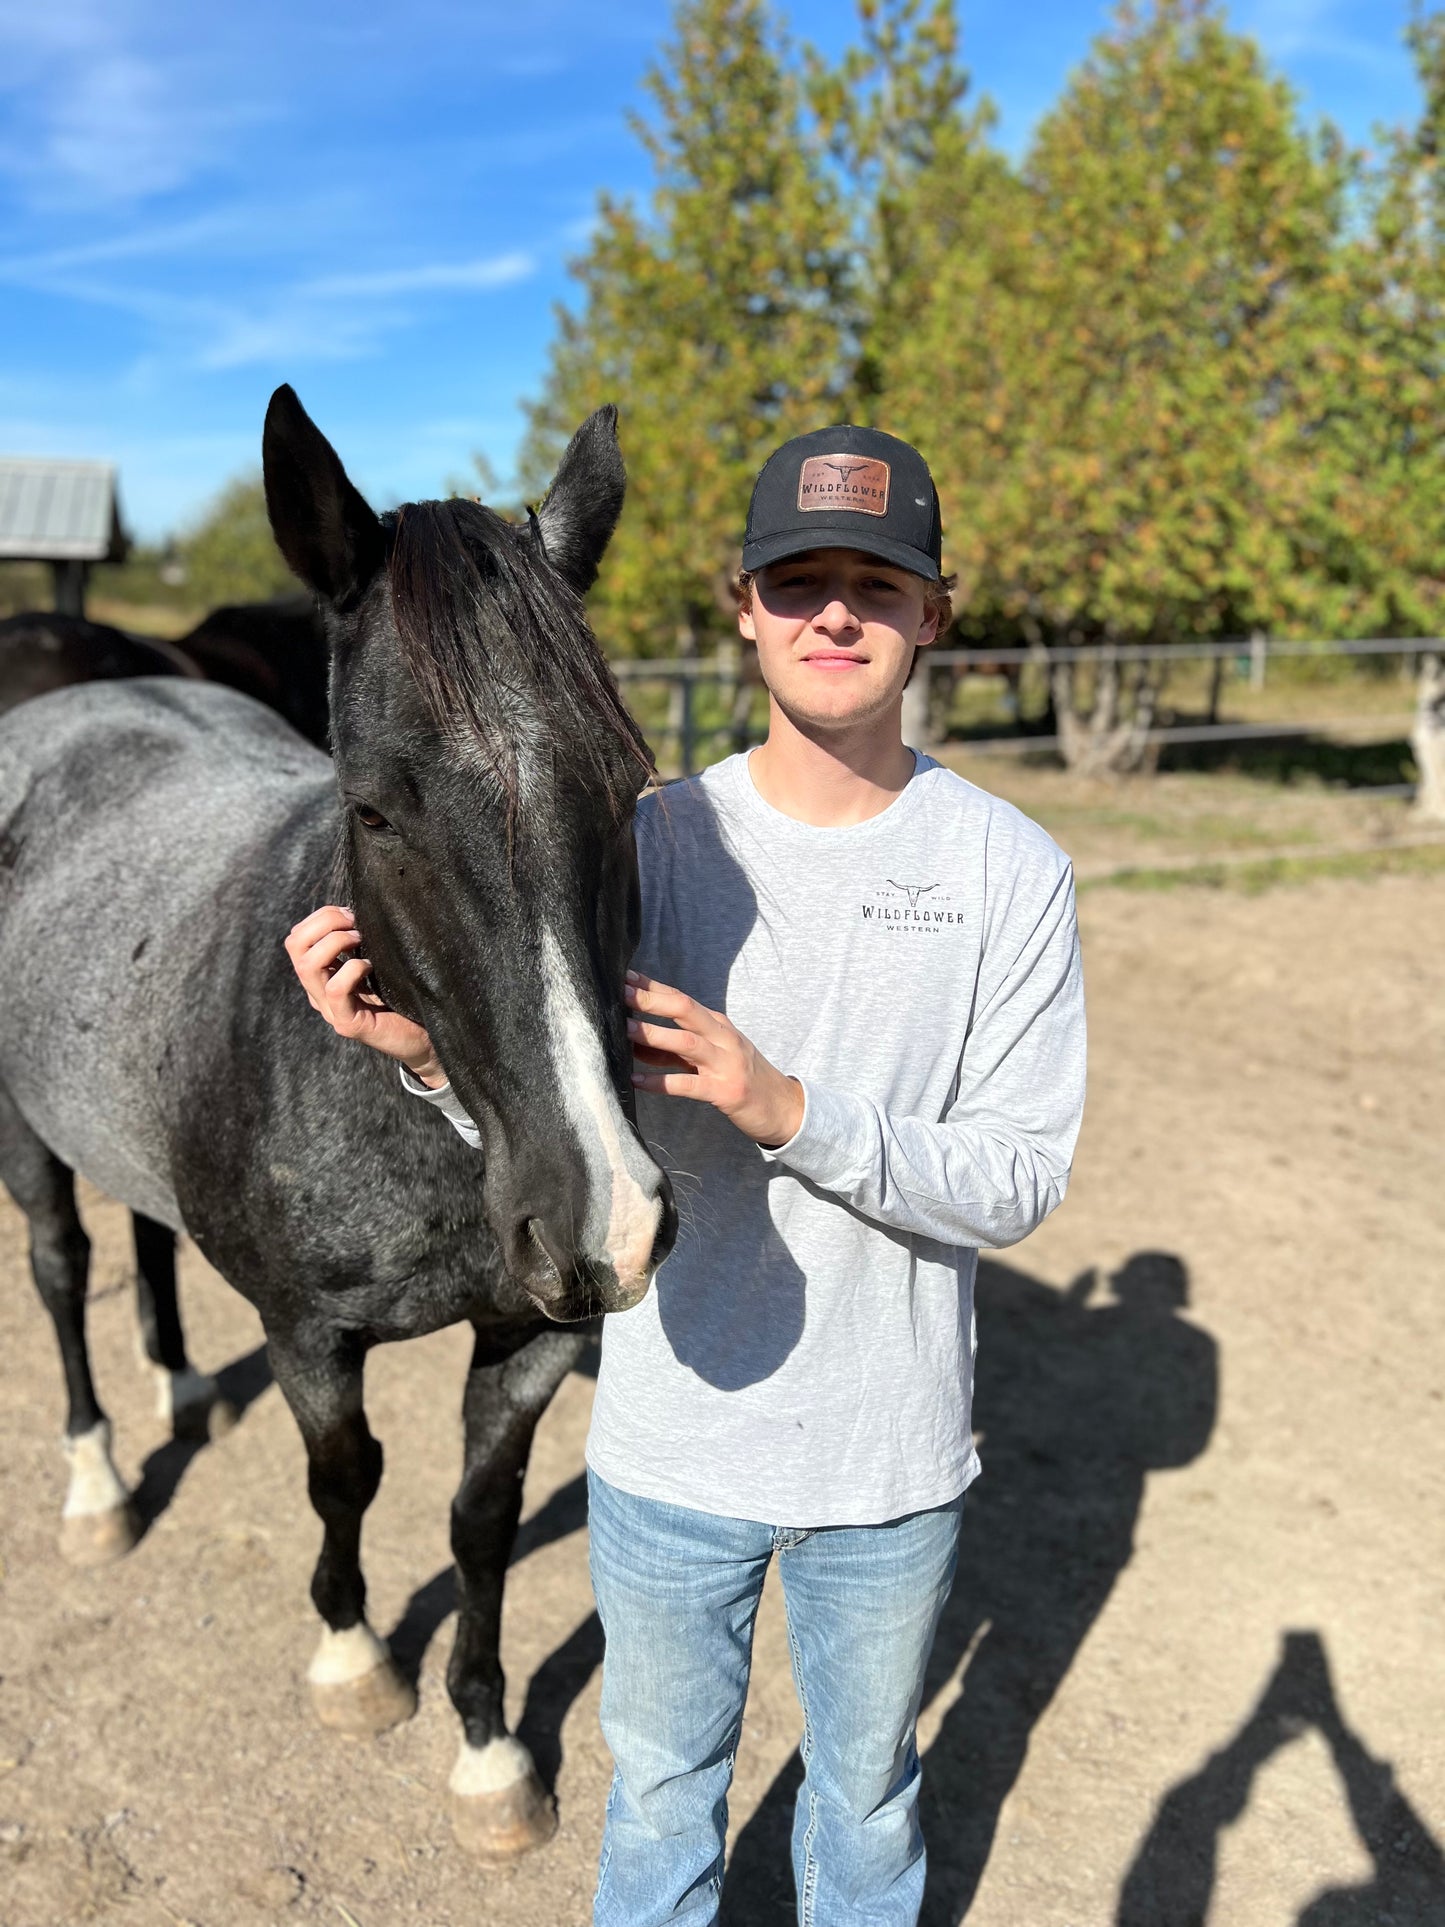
xmin=131 ymin=1341 xmax=274 ymax=1533
xmin=721 ymin=1249 xmax=1218 ymax=1925
xmin=1118 ymin=1629 xmax=1445 ymax=1925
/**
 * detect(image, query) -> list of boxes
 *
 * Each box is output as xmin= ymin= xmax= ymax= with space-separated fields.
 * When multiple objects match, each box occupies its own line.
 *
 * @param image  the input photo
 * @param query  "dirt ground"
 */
xmin=1 ymin=864 xmax=1442 ymax=1927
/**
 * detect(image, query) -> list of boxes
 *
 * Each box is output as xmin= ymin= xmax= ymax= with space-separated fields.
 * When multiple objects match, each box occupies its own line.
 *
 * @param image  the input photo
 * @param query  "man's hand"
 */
xmin=626 ymin=970 xmax=804 ymax=1148
xmin=284 ymin=906 xmax=446 ymax=1086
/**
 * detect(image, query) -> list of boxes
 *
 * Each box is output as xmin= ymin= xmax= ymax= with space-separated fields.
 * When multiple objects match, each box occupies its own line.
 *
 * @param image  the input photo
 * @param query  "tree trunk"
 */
xmin=1050 ymin=649 xmax=1159 ymax=776
xmin=1412 ymin=651 xmax=1445 ymax=822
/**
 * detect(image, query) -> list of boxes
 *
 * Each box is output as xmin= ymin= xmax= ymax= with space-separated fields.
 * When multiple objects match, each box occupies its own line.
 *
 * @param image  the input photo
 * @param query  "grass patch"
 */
xmin=1082 ymin=841 xmax=1445 ymax=896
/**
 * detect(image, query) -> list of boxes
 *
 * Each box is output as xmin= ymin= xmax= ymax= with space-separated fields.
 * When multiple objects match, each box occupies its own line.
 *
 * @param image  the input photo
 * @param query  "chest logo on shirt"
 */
xmin=861 ymin=879 xmax=963 ymax=934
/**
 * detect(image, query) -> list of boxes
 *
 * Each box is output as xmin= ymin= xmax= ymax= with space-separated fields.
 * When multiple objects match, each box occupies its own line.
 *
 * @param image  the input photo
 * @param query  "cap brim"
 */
xmin=741 ymin=524 xmax=941 ymax=582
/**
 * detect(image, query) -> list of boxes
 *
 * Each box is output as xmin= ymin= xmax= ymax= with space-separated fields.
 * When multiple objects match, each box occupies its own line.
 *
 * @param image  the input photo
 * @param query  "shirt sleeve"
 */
xmin=398 ymin=1066 xmax=482 ymax=1149
xmin=760 ymin=862 xmax=1086 ymax=1249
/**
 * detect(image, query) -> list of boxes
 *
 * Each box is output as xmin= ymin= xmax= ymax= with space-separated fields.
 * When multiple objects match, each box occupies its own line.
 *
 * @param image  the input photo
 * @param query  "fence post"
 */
xmin=1249 ymin=631 xmax=1266 ymax=692
xmin=1207 ymin=649 xmax=1226 ymax=725
xmin=1413 ymin=652 xmax=1445 ymax=821
xmin=678 ymin=672 xmax=696 ymax=776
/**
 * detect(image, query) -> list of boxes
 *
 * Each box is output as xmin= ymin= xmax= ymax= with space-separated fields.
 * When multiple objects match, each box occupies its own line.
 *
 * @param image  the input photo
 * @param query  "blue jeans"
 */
xmin=587 ymin=1469 xmax=963 ymax=1927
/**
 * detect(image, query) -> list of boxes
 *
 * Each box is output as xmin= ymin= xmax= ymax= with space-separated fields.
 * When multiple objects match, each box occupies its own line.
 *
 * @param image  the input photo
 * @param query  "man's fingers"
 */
xmin=285 ymin=904 xmax=356 ymax=959
xmin=625 ymin=976 xmax=718 ymax=1029
xmin=628 ymin=1019 xmax=707 ymax=1063
xmin=631 ymin=1042 xmax=695 ymax=1073
xmin=318 ymin=930 xmax=363 ymax=973
xmin=323 ymin=956 xmax=375 ymax=1020
xmin=631 ymin=1068 xmax=709 ymax=1098
xmin=293 ymin=929 xmax=361 ymax=994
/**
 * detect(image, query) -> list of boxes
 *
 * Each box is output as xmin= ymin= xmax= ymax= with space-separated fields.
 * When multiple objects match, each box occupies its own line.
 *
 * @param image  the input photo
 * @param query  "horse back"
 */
xmin=0 ymin=680 xmax=332 ymax=1228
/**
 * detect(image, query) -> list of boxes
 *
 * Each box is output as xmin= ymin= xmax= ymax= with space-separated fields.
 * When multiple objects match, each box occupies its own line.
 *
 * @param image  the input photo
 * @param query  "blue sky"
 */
xmin=0 ymin=0 xmax=1425 ymax=539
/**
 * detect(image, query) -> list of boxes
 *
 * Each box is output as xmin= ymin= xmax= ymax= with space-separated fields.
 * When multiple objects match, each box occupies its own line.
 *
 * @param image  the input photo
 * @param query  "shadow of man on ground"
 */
xmin=721 ymin=1250 xmax=1217 ymax=1926
xmin=1117 ymin=1629 xmax=1445 ymax=1925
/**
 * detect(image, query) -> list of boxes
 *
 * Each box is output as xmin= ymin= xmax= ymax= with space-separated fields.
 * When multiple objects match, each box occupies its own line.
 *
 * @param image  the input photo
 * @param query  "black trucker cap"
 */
xmin=742 ymin=424 xmax=942 ymax=582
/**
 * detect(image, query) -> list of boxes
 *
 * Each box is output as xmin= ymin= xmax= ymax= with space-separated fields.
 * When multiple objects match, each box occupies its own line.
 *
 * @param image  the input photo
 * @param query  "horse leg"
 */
xmin=267 ymin=1331 xmax=416 ymax=1736
xmin=131 ymin=1212 xmax=237 ymax=1441
xmin=0 ymin=1083 xmax=138 ymax=1565
xmin=446 ymin=1324 xmax=584 ymax=1862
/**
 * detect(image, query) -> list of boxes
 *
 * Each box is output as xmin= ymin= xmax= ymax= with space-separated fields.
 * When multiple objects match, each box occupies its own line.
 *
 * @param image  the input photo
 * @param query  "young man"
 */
xmin=288 ymin=424 xmax=1086 ymax=1925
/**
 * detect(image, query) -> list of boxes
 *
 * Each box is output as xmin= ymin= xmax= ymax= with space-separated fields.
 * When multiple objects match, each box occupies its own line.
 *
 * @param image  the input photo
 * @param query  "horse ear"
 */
xmin=263 ymin=385 xmax=385 ymax=608
xmin=530 ymin=405 xmax=626 ymax=596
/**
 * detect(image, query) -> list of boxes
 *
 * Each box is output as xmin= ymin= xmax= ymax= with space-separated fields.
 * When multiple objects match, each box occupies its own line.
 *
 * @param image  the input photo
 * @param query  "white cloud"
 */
xmin=1239 ymin=0 xmax=1412 ymax=76
xmin=0 ymin=237 xmax=541 ymax=372
xmin=0 ymin=0 xmax=275 ymax=208
xmin=302 ymin=253 xmax=536 ymax=300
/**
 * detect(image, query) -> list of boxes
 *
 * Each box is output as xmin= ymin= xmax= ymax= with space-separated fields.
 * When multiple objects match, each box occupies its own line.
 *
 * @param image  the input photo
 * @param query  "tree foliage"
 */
xmin=179 ymin=474 xmax=297 ymax=610
xmin=521 ymin=0 xmax=851 ymax=656
xmin=526 ymin=0 xmax=1444 ymax=726
xmin=888 ymin=0 xmax=1354 ymax=651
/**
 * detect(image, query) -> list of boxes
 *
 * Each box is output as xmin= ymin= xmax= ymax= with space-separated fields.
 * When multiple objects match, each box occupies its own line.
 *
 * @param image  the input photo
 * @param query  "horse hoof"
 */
xmin=59 ymin=1503 xmax=139 ymax=1567
xmin=308 ymin=1623 xmax=416 ymax=1735
xmin=449 ymin=1739 xmax=557 ymax=1863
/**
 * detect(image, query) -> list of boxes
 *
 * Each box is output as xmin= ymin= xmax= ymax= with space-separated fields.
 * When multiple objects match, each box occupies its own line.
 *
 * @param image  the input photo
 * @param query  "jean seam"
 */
xmin=782 ymin=1573 xmax=820 ymax=1927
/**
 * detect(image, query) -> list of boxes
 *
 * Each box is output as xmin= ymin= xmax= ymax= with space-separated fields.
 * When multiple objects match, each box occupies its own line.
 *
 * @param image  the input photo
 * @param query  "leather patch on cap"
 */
xmin=797 ymin=454 xmax=891 ymax=517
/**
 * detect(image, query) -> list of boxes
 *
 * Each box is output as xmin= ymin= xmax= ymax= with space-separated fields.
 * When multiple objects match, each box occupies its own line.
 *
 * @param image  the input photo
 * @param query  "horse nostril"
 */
xmin=525 ymin=1217 xmax=565 ymax=1281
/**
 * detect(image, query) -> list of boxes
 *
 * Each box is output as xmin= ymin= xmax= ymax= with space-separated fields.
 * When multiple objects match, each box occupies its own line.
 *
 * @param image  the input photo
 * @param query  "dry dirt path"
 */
xmin=1 ymin=872 xmax=1442 ymax=1927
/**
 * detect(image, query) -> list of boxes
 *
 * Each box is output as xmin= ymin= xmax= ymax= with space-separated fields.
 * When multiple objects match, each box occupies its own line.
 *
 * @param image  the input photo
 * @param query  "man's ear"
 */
xmin=738 ymin=599 xmax=758 ymax=643
xmin=916 ymin=604 xmax=942 ymax=648
xmin=263 ymin=385 xmax=385 ymax=608
xmin=530 ymin=405 xmax=626 ymax=595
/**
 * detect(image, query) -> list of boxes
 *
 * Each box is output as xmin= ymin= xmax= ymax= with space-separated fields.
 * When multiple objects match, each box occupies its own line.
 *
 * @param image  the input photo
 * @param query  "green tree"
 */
xmin=180 ymin=474 xmax=297 ymax=610
xmin=1288 ymin=8 xmax=1445 ymax=642
xmin=886 ymin=0 xmax=1349 ymax=768
xmin=520 ymin=0 xmax=850 ymax=659
xmin=806 ymin=0 xmax=1000 ymax=416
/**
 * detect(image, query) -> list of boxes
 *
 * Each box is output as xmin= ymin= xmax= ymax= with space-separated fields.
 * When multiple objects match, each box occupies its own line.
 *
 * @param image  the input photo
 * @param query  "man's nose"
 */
xmin=816 ymin=598 xmax=859 ymax=634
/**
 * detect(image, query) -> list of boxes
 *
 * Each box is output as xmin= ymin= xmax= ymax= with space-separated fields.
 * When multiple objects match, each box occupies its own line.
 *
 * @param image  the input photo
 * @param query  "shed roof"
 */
xmin=0 ymin=457 xmax=129 ymax=562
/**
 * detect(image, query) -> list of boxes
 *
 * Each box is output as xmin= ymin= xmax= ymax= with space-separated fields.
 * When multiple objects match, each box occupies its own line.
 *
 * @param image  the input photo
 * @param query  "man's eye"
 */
xmin=354 ymin=804 xmax=391 ymax=831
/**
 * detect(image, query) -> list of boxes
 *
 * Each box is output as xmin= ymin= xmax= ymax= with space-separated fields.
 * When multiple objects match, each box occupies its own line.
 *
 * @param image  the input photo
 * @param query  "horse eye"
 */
xmin=354 ymin=804 xmax=390 ymax=832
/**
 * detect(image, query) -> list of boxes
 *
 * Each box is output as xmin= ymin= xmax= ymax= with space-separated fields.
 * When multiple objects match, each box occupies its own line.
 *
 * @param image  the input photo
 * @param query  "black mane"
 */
xmin=386 ymin=496 xmax=652 ymax=806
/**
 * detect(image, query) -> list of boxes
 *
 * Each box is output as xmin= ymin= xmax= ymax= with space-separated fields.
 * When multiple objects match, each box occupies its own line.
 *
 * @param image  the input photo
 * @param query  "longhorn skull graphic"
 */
xmin=886 ymin=880 xmax=939 ymax=911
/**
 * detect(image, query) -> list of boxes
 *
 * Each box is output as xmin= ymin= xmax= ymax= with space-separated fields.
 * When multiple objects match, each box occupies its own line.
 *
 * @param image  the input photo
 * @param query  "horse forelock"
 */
xmin=382 ymin=497 xmax=652 ymax=814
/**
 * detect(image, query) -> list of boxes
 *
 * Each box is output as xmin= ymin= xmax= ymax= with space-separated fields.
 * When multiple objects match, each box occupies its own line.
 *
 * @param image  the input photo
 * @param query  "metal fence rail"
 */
xmin=609 ymin=636 xmax=1439 ymax=778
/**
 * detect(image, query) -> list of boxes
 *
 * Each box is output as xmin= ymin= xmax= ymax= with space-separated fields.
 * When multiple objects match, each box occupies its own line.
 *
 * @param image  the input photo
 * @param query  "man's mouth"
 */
xmin=802 ymin=650 xmax=867 ymax=670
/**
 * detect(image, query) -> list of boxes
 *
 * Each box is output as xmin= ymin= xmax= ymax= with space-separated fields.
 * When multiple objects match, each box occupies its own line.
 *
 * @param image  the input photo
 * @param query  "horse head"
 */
xmin=262 ymin=385 xmax=676 ymax=1320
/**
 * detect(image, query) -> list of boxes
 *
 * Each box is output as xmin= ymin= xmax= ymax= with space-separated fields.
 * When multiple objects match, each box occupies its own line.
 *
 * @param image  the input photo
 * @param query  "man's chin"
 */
xmin=773 ymin=679 xmax=902 ymax=734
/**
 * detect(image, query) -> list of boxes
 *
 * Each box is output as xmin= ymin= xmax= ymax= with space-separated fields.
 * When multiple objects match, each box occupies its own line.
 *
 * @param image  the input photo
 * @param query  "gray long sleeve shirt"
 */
xmin=408 ymin=751 xmax=1086 ymax=1526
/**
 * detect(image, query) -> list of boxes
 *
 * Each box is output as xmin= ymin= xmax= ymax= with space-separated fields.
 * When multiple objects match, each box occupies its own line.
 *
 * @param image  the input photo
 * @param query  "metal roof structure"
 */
xmin=0 ymin=457 xmax=129 ymax=563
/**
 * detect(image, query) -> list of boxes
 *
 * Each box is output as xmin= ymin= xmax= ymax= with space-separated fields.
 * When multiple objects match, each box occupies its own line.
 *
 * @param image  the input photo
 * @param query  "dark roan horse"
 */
xmin=0 ymin=386 xmax=677 ymax=1861
xmin=0 ymin=599 xmax=333 ymax=1454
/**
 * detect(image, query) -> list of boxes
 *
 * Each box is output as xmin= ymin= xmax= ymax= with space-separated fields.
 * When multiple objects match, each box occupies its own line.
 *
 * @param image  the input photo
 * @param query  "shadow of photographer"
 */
xmin=1118 ymin=1629 xmax=1445 ymax=1925
xmin=721 ymin=1248 xmax=1218 ymax=1925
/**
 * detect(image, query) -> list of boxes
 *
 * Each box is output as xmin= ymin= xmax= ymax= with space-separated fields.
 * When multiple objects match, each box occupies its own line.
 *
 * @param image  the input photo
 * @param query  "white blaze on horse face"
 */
xmin=539 ymin=924 xmax=662 ymax=1300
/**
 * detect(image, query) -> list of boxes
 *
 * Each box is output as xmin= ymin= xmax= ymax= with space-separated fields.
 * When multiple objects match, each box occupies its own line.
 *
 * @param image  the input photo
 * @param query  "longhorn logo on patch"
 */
xmin=797 ymin=454 xmax=891 ymax=516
